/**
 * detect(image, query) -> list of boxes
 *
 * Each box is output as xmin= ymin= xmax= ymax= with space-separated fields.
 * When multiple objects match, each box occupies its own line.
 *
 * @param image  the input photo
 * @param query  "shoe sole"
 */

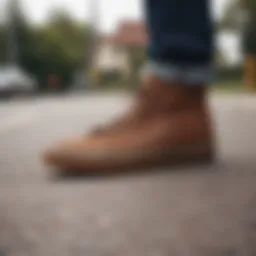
xmin=44 ymin=143 xmax=214 ymax=178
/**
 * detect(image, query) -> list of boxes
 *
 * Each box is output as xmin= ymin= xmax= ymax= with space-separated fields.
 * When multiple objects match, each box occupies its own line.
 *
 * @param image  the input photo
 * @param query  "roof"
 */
xmin=103 ymin=20 xmax=148 ymax=47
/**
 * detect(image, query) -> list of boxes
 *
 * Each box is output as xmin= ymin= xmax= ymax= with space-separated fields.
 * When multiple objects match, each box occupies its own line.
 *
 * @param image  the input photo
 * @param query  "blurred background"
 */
xmin=0 ymin=0 xmax=254 ymax=96
xmin=1 ymin=1 xmax=256 ymax=255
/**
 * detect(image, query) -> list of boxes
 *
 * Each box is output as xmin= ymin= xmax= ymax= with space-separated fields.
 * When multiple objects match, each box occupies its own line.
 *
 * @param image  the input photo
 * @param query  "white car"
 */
xmin=0 ymin=66 xmax=37 ymax=98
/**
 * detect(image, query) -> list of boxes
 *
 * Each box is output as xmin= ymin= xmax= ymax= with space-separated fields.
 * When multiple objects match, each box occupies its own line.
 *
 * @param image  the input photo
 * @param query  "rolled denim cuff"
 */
xmin=143 ymin=61 xmax=215 ymax=85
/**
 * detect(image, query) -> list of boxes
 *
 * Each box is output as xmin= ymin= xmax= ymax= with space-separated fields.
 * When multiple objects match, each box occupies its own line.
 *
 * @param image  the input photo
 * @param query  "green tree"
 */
xmin=219 ymin=0 xmax=256 ymax=89
xmin=0 ymin=25 xmax=8 ymax=63
xmin=26 ymin=10 xmax=93 ymax=90
xmin=242 ymin=0 xmax=256 ymax=54
xmin=218 ymin=0 xmax=242 ymax=32
xmin=5 ymin=3 xmax=93 ymax=91
xmin=218 ymin=0 xmax=256 ymax=53
xmin=31 ymin=10 xmax=92 ymax=89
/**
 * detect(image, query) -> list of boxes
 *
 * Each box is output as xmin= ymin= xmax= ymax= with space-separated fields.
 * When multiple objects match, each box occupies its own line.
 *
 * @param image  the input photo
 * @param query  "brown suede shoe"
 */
xmin=43 ymin=75 xmax=215 ymax=176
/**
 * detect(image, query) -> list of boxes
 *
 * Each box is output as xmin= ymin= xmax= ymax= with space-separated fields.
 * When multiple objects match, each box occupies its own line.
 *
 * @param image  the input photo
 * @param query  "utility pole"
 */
xmin=87 ymin=0 xmax=100 ymax=86
xmin=7 ymin=0 xmax=19 ymax=66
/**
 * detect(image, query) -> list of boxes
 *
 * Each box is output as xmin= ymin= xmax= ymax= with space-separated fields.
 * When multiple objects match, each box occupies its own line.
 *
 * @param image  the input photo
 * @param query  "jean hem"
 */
xmin=143 ymin=61 xmax=215 ymax=85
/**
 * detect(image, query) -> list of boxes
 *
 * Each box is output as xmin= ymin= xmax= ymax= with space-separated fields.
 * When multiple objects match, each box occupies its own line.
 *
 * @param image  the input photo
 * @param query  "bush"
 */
xmin=98 ymin=71 xmax=123 ymax=87
xmin=217 ymin=66 xmax=243 ymax=82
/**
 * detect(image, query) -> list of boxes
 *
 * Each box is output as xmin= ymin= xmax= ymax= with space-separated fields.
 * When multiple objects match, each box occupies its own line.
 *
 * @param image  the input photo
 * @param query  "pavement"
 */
xmin=0 ymin=92 xmax=256 ymax=256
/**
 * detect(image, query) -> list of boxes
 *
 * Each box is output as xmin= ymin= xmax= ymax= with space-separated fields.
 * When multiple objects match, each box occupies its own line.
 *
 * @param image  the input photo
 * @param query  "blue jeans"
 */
xmin=145 ymin=0 xmax=214 ymax=84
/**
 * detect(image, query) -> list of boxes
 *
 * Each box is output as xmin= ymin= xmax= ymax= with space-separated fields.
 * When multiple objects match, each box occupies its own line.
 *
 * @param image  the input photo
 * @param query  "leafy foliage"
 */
xmin=0 ymin=4 xmax=93 ymax=90
xmin=219 ymin=0 xmax=256 ymax=54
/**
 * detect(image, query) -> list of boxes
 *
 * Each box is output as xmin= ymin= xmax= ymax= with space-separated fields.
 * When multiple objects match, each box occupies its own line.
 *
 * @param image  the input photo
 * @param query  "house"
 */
xmin=94 ymin=19 xmax=241 ymax=77
xmin=93 ymin=20 xmax=148 ymax=76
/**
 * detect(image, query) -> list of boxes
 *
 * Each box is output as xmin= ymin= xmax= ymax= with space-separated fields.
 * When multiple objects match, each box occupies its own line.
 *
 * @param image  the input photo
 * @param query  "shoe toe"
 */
xmin=43 ymin=137 xmax=85 ymax=166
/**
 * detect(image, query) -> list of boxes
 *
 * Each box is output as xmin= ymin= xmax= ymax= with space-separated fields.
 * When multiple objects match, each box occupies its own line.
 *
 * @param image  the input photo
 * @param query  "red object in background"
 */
xmin=102 ymin=20 xmax=148 ymax=47
xmin=48 ymin=74 xmax=61 ymax=91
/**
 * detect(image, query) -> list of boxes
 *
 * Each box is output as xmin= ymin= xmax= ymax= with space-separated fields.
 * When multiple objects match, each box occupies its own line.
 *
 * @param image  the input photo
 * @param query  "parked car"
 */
xmin=0 ymin=66 xmax=37 ymax=98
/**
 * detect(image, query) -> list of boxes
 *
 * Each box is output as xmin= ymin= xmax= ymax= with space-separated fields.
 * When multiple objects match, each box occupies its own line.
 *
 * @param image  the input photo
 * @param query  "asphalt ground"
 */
xmin=0 ymin=93 xmax=256 ymax=256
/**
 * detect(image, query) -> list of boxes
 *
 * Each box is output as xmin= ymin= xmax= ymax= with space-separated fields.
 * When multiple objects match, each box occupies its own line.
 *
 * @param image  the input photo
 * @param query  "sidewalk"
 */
xmin=0 ymin=93 xmax=256 ymax=256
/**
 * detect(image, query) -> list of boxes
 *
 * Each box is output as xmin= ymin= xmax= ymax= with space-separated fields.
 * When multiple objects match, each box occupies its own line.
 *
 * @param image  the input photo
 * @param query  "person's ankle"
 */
xmin=143 ymin=74 xmax=208 ymax=111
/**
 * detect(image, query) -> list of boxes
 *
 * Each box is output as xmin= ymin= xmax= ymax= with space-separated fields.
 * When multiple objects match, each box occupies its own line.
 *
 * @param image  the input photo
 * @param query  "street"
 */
xmin=0 ymin=92 xmax=256 ymax=256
